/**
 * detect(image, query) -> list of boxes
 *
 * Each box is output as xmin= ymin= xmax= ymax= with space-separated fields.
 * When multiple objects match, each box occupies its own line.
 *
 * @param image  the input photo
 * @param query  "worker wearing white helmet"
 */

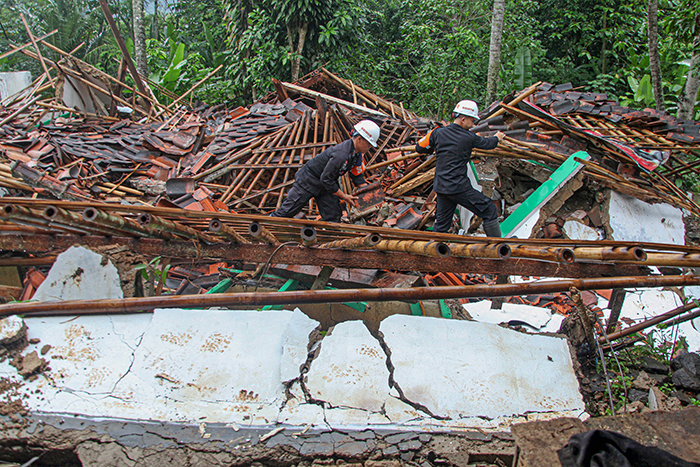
xmin=416 ymin=100 xmax=505 ymax=236
xmin=271 ymin=120 xmax=380 ymax=222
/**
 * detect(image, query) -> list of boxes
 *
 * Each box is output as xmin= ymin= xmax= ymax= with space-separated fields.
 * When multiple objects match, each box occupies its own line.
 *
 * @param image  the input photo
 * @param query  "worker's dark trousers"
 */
xmin=270 ymin=183 xmax=343 ymax=223
xmin=433 ymin=188 xmax=500 ymax=236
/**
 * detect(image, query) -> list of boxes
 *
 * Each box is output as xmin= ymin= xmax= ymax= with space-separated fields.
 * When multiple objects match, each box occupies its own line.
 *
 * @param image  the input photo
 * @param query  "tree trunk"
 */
xmin=132 ymin=0 xmax=148 ymax=77
xmin=153 ymin=0 xmax=159 ymax=41
xmin=287 ymin=21 xmax=309 ymax=82
xmin=486 ymin=0 xmax=506 ymax=104
xmin=648 ymin=0 xmax=664 ymax=111
xmin=601 ymin=12 xmax=607 ymax=75
xmin=678 ymin=18 xmax=700 ymax=121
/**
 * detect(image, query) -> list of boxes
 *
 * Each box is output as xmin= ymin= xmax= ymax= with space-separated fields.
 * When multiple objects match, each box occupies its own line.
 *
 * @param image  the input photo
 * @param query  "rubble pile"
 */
xmin=1 ymin=26 xmax=700 ymax=466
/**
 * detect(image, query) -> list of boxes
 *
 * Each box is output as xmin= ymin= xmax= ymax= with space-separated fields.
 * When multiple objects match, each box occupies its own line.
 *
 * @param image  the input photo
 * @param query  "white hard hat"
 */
xmin=353 ymin=120 xmax=380 ymax=148
xmin=453 ymin=100 xmax=479 ymax=120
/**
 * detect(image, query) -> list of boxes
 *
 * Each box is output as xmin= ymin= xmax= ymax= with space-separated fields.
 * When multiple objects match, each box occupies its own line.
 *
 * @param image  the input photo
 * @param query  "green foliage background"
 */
xmin=0 ymin=0 xmax=698 ymax=119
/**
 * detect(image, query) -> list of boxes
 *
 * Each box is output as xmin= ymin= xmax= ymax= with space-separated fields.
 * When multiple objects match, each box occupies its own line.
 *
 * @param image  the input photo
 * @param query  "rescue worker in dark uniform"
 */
xmin=415 ymin=100 xmax=505 ymax=236
xmin=271 ymin=120 xmax=380 ymax=223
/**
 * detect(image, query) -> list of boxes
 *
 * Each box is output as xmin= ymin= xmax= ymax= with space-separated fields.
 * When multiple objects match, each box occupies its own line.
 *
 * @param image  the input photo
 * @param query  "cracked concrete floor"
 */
xmin=0 ymin=307 xmax=584 ymax=431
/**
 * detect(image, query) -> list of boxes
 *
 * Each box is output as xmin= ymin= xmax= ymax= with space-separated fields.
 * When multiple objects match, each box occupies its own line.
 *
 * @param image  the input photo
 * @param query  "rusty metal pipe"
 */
xmin=43 ymin=205 xmax=126 ymax=237
xmin=248 ymin=221 xmax=279 ymax=244
xmin=573 ymin=246 xmax=647 ymax=262
xmin=1 ymin=275 xmax=698 ymax=318
xmin=510 ymin=245 xmax=576 ymax=263
xmin=208 ymin=219 xmax=248 ymax=244
xmin=83 ymin=208 xmax=174 ymax=240
xmin=300 ymin=226 xmax=317 ymax=247
xmin=374 ymin=239 xmax=451 ymax=258
xmin=320 ymin=233 xmax=382 ymax=250
xmin=450 ymin=243 xmax=511 ymax=260
xmin=600 ymin=302 xmax=700 ymax=342
xmin=139 ymin=212 xmax=218 ymax=244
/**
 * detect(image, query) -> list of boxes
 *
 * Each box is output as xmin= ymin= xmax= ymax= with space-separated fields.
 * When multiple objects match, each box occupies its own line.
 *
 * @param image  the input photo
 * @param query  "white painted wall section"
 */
xmin=607 ymin=191 xmax=685 ymax=244
xmin=379 ymin=315 xmax=584 ymax=420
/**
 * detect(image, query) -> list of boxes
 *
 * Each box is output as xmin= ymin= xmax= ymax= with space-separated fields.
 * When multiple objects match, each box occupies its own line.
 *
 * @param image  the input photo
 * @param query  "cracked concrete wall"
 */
xmin=1 ymin=308 xmax=585 ymax=431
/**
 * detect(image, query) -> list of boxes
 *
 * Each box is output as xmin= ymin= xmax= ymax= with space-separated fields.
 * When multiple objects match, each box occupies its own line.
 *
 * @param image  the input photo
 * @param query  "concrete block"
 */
xmin=33 ymin=246 xmax=123 ymax=301
xmin=379 ymin=315 xmax=584 ymax=420
xmin=305 ymin=320 xmax=390 ymax=413
xmin=564 ymin=220 xmax=600 ymax=240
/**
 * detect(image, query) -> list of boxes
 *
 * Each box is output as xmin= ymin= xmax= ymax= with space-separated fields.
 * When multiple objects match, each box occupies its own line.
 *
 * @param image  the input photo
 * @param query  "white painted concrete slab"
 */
xmin=564 ymin=220 xmax=600 ymax=240
xmin=2 ymin=309 xmax=585 ymax=430
xmin=305 ymin=320 xmax=390 ymax=413
xmin=33 ymin=246 xmax=123 ymax=301
xmin=463 ymin=300 xmax=565 ymax=333
xmin=0 ymin=71 xmax=31 ymax=100
xmin=111 ymin=309 xmax=318 ymax=424
xmin=0 ymin=313 xmax=152 ymax=416
xmin=607 ymin=191 xmax=685 ymax=244
xmin=380 ymin=315 xmax=584 ymax=420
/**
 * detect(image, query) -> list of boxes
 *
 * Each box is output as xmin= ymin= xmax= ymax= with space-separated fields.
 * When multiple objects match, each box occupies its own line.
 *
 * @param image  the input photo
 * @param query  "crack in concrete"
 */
xmin=375 ymin=329 xmax=448 ymax=421
xmin=110 ymin=323 xmax=145 ymax=394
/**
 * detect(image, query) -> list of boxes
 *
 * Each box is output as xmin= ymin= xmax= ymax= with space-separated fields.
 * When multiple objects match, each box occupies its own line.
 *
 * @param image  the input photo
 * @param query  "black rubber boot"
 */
xmin=483 ymin=219 xmax=502 ymax=238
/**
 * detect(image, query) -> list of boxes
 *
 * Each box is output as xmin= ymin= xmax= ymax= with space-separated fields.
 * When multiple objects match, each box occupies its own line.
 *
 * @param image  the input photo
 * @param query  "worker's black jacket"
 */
xmin=415 ymin=123 xmax=499 ymax=194
xmin=295 ymin=139 xmax=366 ymax=194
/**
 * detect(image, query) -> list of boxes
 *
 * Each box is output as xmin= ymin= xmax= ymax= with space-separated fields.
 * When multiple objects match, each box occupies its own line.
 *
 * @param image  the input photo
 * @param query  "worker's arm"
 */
xmin=333 ymin=189 xmax=359 ymax=210
xmin=472 ymin=131 xmax=504 ymax=150
xmin=415 ymin=129 xmax=436 ymax=154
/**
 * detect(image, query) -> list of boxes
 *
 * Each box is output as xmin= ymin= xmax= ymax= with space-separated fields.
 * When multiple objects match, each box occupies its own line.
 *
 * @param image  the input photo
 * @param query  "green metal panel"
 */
xmin=499 ymin=150 xmax=590 ymax=238
xmin=409 ymin=301 xmax=424 ymax=316
xmin=262 ymin=279 xmax=300 ymax=310
xmin=205 ymin=278 xmax=233 ymax=294
xmin=439 ymin=300 xmax=452 ymax=319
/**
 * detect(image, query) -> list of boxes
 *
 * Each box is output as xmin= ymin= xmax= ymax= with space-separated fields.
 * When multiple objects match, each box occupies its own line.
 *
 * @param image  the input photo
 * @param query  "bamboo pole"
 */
xmin=208 ymin=219 xmax=248 ymax=243
xmin=248 ymin=221 xmax=279 ymax=244
xmin=320 ymin=234 xmax=382 ymax=250
xmin=19 ymin=14 xmax=55 ymax=89
xmin=450 ymin=243 xmax=511 ymax=259
xmin=601 ymin=302 xmax=700 ymax=342
xmin=83 ymin=208 xmax=175 ymax=240
xmin=138 ymin=212 xmax=218 ymax=243
xmin=0 ymin=30 xmax=57 ymax=61
xmin=154 ymin=65 xmax=223 ymax=118
xmin=509 ymin=245 xmax=576 ymax=263
xmin=374 ymin=239 xmax=451 ymax=258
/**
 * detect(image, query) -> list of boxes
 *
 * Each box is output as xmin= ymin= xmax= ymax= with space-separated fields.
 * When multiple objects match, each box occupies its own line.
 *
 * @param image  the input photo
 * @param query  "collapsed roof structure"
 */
xmin=1 ymin=20 xmax=700 ymax=466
